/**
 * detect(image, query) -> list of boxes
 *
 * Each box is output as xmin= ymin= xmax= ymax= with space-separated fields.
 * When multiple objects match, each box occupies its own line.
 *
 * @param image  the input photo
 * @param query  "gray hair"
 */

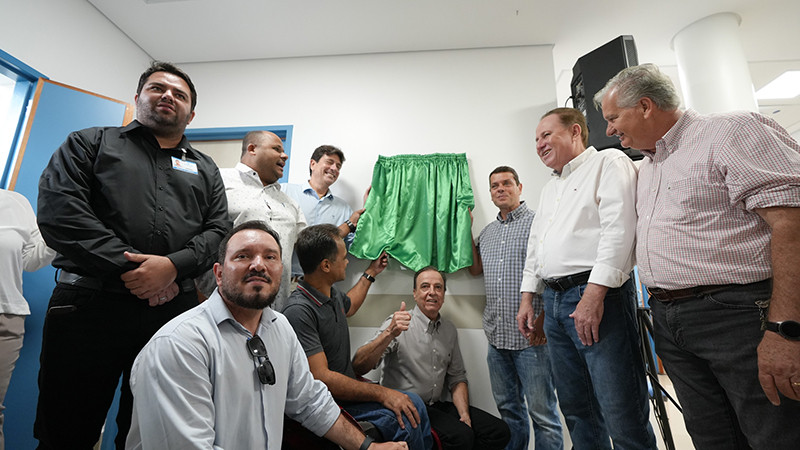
xmin=593 ymin=63 xmax=681 ymax=111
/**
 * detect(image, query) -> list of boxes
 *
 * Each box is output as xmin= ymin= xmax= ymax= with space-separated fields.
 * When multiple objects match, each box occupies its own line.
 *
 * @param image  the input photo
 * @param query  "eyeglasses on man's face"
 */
xmin=246 ymin=335 xmax=276 ymax=385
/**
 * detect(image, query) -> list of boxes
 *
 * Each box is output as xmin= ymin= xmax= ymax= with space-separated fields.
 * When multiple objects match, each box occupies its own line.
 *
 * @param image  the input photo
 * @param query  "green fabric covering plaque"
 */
xmin=350 ymin=153 xmax=475 ymax=272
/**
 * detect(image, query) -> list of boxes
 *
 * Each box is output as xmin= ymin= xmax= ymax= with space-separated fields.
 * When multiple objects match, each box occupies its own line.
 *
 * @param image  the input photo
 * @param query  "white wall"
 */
xmin=0 ymin=0 xmax=151 ymax=102
xmin=183 ymin=46 xmax=559 ymax=415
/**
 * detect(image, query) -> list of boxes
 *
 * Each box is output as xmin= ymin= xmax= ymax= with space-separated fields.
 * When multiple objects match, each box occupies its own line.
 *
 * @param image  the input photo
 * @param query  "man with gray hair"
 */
xmin=595 ymin=63 xmax=800 ymax=449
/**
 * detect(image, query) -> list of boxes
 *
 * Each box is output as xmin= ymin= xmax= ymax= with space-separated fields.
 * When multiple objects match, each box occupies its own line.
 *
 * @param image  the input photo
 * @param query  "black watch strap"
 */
xmin=764 ymin=320 xmax=800 ymax=341
xmin=345 ymin=219 xmax=357 ymax=233
xmin=359 ymin=435 xmax=374 ymax=450
xmin=362 ymin=272 xmax=376 ymax=283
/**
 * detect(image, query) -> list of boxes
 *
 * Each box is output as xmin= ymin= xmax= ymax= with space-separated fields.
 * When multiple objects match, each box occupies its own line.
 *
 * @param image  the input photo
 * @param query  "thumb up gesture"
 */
xmin=389 ymin=301 xmax=412 ymax=337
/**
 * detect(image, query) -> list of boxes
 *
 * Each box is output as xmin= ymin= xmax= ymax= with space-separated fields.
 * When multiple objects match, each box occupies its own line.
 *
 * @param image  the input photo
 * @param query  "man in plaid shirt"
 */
xmin=469 ymin=166 xmax=563 ymax=450
xmin=596 ymin=63 xmax=800 ymax=450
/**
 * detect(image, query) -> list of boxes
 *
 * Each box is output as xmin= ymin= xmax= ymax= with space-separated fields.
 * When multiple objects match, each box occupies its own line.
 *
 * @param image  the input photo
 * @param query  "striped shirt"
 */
xmin=476 ymin=202 xmax=538 ymax=350
xmin=637 ymin=109 xmax=800 ymax=290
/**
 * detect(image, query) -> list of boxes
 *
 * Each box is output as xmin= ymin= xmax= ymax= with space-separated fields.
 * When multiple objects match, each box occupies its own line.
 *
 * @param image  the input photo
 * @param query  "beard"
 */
xmin=219 ymin=271 xmax=278 ymax=310
xmin=136 ymin=99 xmax=191 ymax=137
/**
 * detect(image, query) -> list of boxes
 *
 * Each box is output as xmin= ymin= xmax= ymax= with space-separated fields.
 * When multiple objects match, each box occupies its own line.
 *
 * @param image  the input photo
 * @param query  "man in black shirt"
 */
xmin=35 ymin=61 xmax=230 ymax=449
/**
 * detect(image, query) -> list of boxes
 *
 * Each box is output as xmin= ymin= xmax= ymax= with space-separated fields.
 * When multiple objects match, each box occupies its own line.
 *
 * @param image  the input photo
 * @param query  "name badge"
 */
xmin=171 ymin=156 xmax=198 ymax=175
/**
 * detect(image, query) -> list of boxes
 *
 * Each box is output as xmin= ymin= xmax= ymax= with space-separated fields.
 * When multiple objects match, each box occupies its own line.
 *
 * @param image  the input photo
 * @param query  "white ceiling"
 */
xmin=88 ymin=0 xmax=800 ymax=133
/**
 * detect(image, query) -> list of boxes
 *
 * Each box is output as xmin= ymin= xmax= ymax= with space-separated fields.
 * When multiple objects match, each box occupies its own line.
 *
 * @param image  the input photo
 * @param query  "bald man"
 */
xmin=216 ymin=131 xmax=306 ymax=309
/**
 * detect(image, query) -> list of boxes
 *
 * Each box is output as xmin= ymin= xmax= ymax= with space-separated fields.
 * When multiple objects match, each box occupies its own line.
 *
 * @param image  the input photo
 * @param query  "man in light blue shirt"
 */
xmin=126 ymin=221 xmax=406 ymax=450
xmin=282 ymin=145 xmax=363 ymax=276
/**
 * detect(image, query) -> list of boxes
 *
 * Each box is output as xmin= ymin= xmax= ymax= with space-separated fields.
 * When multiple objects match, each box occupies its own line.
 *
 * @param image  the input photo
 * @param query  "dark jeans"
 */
xmin=543 ymin=278 xmax=656 ymax=450
xmin=342 ymin=390 xmax=432 ymax=450
xmin=426 ymin=401 xmax=510 ymax=450
xmin=34 ymin=284 xmax=196 ymax=449
xmin=651 ymin=279 xmax=800 ymax=450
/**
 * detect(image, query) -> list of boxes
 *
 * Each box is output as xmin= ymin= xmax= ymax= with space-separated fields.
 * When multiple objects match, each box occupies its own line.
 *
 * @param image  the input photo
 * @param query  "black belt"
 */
xmin=646 ymin=285 xmax=727 ymax=302
xmin=57 ymin=270 xmax=195 ymax=294
xmin=646 ymin=278 xmax=771 ymax=303
xmin=543 ymin=270 xmax=592 ymax=292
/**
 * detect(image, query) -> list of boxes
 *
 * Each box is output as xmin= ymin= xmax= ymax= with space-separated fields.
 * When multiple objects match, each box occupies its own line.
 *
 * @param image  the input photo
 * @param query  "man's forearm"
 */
xmin=451 ymin=382 xmax=471 ymax=424
xmin=759 ymin=207 xmax=800 ymax=319
xmin=352 ymin=329 xmax=393 ymax=376
xmin=317 ymin=367 xmax=387 ymax=403
xmin=467 ymin=238 xmax=482 ymax=276
xmin=324 ymin=413 xmax=368 ymax=450
xmin=346 ymin=276 xmax=374 ymax=316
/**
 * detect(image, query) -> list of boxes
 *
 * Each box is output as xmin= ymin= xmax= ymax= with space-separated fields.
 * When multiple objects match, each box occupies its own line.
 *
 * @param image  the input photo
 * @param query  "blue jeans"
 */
xmin=343 ymin=390 xmax=432 ymax=450
xmin=542 ymin=279 xmax=656 ymax=450
xmin=487 ymin=344 xmax=563 ymax=450
xmin=651 ymin=279 xmax=800 ymax=450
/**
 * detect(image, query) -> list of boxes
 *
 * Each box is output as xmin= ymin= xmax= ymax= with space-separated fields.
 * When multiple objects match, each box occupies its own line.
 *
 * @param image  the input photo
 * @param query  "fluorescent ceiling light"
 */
xmin=756 ymin=71 xmax=800 ymax=100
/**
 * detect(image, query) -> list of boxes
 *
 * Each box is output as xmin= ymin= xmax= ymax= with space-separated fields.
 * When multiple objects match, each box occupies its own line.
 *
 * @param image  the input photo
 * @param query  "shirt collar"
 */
xmin=412 ymin=305 xmax=441 ymax=334
xmin=555 ymin=146 xmax=595 ymax=178
xmin=652 ymin=109 xmax=694 ymax=159
xmin=302 ymin=180 xmax=332 ymax=200
xmin=120 ymin=120 xmax=199 ymax=158
xmin=235 ymin=162 xmax=280 ymax=190
xmin=295 ymin=280 xmax=332 ymax=307
xmin=206 ymin=288 xmax=278 ymax=335
xmin=496 ymin=201 xmax=528 ymax=223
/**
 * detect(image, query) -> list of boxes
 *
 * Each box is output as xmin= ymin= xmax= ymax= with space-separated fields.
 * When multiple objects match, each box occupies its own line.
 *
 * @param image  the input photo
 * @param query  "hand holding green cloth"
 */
xmin=349 ymin=153 xmax=474 ymax=273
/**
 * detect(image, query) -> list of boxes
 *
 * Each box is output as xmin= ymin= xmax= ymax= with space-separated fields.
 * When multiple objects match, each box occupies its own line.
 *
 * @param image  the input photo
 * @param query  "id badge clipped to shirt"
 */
xmin=171 ymin=156 xmax=198 ymax=175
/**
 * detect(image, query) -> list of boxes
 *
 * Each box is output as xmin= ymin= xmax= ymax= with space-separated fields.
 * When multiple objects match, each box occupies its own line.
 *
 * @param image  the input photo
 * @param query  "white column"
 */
xmin=671 ymin=12 xmax=758 ymax=113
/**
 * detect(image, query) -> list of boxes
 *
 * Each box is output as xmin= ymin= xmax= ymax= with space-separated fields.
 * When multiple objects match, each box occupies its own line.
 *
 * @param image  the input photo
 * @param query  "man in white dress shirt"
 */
xmin=210 ymin=130 xmax=306 ymax=309
xmin=517 ymin=108 xmax=656 ymax=450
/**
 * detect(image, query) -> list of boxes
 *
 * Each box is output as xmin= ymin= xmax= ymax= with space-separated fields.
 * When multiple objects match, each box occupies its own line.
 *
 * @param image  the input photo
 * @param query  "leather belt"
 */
xmin=647 ymin=284 xmax=730 ymax=302
xmin=58 ymin=270 xmax=195 ymax=294
xmin=543 ymin=270 xmax=592 ymax=292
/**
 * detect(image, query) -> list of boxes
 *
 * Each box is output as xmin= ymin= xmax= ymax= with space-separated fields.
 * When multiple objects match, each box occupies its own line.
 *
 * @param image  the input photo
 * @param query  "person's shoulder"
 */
xmin=140 ymin=302 xmax=218 ymax=357
xmin=281 ymin=182 xmax=302 ymax=194
xmin=283 ymin=290 xmax=317 ymax=314
xmin=438 ymin=315 xmax=458 ymax=333
xmin=153 ymin=301 xmax=214 ymax=338
xmin=1 ymin=189 xmax=30 ymax=207
xmin=185 ymin=145 xmax=218 ymax=167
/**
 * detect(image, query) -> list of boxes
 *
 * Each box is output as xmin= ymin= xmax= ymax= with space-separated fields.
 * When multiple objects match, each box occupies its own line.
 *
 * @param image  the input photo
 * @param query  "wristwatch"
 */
xmin=763 ymin=320 xmax=800 ymax=341
xmin=362 ymin=272 xmax=376 ymax=283
xmin=345 ymin=219 xmax=357 ymax=233
xmin=359 ymin=435 xmax=374 ymax=450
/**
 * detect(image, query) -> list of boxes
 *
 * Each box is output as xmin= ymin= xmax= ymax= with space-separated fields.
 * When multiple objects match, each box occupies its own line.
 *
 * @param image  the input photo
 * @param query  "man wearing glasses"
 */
xmin=126 ymin=221 xmax=405 ymax=450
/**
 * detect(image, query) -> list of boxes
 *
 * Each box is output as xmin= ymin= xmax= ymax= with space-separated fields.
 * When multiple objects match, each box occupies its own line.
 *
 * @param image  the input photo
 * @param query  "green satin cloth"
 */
xmin=350 ymin=153 xmax=475 ymax=273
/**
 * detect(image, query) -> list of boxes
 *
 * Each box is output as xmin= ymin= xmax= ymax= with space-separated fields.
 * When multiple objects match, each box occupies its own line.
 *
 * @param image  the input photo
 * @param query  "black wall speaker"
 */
xmin=571 ymin=35 xmax=642 ymax=160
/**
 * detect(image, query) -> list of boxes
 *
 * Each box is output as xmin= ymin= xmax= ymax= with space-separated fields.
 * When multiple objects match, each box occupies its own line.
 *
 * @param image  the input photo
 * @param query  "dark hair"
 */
xmin=413 ymin=266 xmax=446 ymax=291
xmin=295 ymin=224 xmax=342 ymax=274
xmin=217 ymin=221 xmax=282 ymax=264
xmin=489 ymin=166 xmax=520 ymax=186
xmin=309 ymin=145 xmax=345 ymax=175
xmin=137 ymin=61 xmax=197 ymax=111
xmin=541 ymin=107 xmax=589 ymax=148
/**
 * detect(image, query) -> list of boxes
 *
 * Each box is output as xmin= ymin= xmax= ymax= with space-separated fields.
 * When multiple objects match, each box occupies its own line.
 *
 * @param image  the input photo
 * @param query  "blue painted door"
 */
xmin=7 ymin=79 xmax=130 ymax=450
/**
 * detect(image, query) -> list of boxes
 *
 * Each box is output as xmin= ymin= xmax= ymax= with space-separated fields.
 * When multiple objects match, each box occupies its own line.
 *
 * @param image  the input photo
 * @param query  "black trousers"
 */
xmin=427 ymin=401 xmax=510 ymax=450
xmin=34 ymin=284 xmax=196 ymax=450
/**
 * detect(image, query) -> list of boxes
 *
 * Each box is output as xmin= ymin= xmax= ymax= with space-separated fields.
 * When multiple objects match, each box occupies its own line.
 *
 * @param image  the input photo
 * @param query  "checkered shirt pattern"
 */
xmin=637 ymin=109 xmax=800 ymax=290
xmin=476 ymin=202 xmax=540 ymax=350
